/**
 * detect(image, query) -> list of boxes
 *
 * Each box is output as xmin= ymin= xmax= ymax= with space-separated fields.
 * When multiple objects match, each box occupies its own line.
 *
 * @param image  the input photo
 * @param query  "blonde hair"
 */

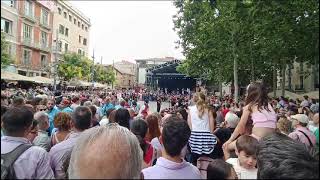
xmin=276 ymin=117 xmax=291 ymax=135
xmin=193 ymin=92 xmax=208 ymax=118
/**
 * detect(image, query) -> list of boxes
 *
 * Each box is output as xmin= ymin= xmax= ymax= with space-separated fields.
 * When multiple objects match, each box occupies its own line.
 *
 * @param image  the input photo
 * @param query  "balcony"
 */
xmin=38 ymin=17 xmax=51 ymax=30
xmin=21 ymin=38 xmax=40 ymax=50
xmin=21 ymin=10 xmax=36 ymax=23
xmin=40 ymin=43 xmax=51 ymax=53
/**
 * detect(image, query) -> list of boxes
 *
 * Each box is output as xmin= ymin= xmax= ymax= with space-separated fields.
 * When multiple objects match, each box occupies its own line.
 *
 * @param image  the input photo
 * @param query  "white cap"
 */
xmin=290 ymin=114 xmax=309 ymax=124
xmin=225 ymin=112 xmax=239 ymax=128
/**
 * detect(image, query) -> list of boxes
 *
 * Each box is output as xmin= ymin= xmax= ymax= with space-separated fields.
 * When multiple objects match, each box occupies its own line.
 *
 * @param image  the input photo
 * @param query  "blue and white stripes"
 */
xmin=188 ymin=131 xmax=217 ymax=155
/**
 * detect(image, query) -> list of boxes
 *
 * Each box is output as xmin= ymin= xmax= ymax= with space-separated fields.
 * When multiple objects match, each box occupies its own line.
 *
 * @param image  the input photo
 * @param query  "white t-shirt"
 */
xmin=99 ymin=117 xmax=109 ymax=126
xmin=226 ymin=158 xmax=257 ymax=179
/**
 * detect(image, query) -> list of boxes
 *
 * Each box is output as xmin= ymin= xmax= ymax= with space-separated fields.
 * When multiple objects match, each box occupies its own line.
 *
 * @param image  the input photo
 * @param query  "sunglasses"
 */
xmin=39 ymin=108 xmax=47 ymax=111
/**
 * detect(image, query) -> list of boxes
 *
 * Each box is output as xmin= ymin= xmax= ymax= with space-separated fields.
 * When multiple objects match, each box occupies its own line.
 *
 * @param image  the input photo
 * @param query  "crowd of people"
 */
xmin=1 ymin=81 xmax=319 ymax=179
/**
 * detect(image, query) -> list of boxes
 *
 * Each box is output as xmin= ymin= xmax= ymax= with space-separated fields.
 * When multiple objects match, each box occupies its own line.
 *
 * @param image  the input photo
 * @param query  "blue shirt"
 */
xmin=47 ymin=106 xmax=60 ymax=135
xmin=100 ymin=103 xmax=114 ymax=116
xmin=61 ymin=107 xmax=73 ymax=113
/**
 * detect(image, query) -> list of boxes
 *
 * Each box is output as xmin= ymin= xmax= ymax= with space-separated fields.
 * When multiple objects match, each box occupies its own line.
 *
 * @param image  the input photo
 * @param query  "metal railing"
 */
xmin=20 ymin=9 xmax=36 ymax=23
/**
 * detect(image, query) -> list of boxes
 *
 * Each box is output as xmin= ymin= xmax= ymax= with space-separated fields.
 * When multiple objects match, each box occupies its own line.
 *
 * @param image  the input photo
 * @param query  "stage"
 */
xmin=145 ymin=60 xmax=196 ymax=92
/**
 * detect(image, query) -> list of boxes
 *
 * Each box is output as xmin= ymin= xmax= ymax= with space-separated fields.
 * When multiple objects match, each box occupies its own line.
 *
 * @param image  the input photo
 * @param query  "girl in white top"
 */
xmin=188 ymin=92 xmax=217 ymax=165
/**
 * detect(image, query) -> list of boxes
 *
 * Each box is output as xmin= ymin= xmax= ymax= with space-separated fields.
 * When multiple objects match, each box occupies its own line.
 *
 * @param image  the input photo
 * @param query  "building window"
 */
xmin=23 ymin=23 xmax=32 ymax=40
xmin=78 ymin=21 xmax=80 ymax=27
xmin=58 ymin=41 xmax=62 ymax=52
xmin=58 ymin=8 xmax=61 ymax=15
xmin=40 ymin=54 xmax=47 ymax=67
xmin=83 ymin=38 xmax=87 ymax=46
xmin=29 ymin=72 xmax=34 ymax=77
xmin=65 ymin=28 xmax=69 ymax=37
xmin=79 ymin=35 xmax=82 ymax=43
xmin=36 ymin=73 xmax=39 ymax=76
xmin=2 ymin=0 xmax=15 ymax=8
xmin=78 ymin=49 xmax=82 ymax=55
xmin=74 ymin=18 xmax=76 ymax=25
xmin=24 ymin=0 xmax=33 ymax=17
xmin=23 ymin=49 xmax=31 ymax=65
xmin=1 ymin=18 xmax=12 ymax=34
xmin=41 ymin=31 xmax=47 ymax=47
xmin=65 ymin=43 xmax=68 ymax=52
xmin=41 ymin=8 xmax=49 ymax=25
xmin=85 ymin=26 xmax=88 ymax=31
xmin=59 ymin=24 xmax=64 ymax=34
xmin=64 ymin=12 xmax=67 ymax=19
xmin=69 ymin=15 xmax=72 ymax=22
xmin=82 ymin=24 xmax=84 ymax=30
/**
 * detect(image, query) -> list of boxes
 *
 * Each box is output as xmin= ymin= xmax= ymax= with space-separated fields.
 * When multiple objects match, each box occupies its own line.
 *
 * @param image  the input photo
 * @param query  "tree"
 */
xmin=1 ymin=32 xmax=12 ymax=69
xmin=93 ymin=64 xmax=115 ymax=84
xmin=57 ymin=53 xmax=91 ymax=81
xmin=173 ymin=0 xmax=319 ymax=98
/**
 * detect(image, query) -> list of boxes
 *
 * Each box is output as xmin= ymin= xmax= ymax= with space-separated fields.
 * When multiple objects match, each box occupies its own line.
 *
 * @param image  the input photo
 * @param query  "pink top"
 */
xmin=251 ymin=106 xmax=277 ymax=129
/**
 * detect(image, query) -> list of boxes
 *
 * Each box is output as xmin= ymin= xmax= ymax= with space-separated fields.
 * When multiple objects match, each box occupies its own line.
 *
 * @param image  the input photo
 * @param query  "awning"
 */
xmin=1 ymin=71 xmax=34 ymax=82
xmin=31 ymin=76 xmax=57 ymax=84
xmin=69 ymin=80 xmax=92 ymax=87
xmin=94 ymin=82 xmax=106 ymax=88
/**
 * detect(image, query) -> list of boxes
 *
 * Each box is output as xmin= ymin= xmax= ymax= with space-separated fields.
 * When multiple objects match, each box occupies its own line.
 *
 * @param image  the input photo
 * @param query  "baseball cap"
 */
xmin=290 ymin=114 xmax=309 ymax=124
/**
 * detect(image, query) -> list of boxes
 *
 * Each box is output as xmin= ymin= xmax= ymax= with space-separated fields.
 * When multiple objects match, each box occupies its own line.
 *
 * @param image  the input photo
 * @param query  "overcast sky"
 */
xmin=70 ymin=1 xmax=184 ymax=65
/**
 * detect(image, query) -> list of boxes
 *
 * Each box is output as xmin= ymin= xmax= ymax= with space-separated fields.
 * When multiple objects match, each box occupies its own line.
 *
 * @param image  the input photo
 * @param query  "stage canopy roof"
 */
xmin=146 ymin=59 xmax=192 ymax=79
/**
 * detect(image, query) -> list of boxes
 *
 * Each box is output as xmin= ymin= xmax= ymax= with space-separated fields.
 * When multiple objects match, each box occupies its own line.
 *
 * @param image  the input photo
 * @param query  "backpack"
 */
xmin=1 ymin=144 xmax=32 ymax=179
xmin=197 ymin=156 xmax=214 ymax=179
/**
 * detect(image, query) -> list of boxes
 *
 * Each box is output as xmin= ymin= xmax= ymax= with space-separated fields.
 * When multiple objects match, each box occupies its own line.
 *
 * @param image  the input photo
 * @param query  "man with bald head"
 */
xmin=68 ymin=123 xmax=143 ymax=179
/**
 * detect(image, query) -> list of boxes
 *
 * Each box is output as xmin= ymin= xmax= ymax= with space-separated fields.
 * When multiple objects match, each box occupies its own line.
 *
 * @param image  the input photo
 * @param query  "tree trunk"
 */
xmin=273 ymin=63 xmax=277 ymax=98
xmin=219 ymin=68 xmax=223 ymax=98
xmin=288 ymin=64 xmax=292 ymax=91
xmin=281 ymin=63 xmax=286 ymax=97
xmin=313 ymin=38 xmax=319 ymax=90
xmin=232 ymin=36 xmax=239 ymax=103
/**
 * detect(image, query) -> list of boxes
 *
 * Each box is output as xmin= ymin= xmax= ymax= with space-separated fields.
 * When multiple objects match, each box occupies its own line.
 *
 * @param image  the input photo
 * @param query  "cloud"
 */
xmin=70 ymin=1 xmax=184 ymax=64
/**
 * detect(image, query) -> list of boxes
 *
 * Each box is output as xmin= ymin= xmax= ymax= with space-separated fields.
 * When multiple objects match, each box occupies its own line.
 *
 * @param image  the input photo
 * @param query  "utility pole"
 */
xmin=53 ymin=29 xmax=59 ymax=91
xmin=91 ymin=49 xmax=95 ymax=88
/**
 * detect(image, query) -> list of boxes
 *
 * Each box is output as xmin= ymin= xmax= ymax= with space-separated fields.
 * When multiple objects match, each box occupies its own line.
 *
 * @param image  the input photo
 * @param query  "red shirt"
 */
xmin=144 ymin=142 xmax=154 ymax=164
xmin=222 ymin=109 xmax=230 ymax=118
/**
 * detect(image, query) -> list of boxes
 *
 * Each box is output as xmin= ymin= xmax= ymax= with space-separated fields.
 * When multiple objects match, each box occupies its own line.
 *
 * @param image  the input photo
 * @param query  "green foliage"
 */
xmin=173 ymin=0 xmax=319 ymax=87
xmin=1 ymin=32 xmax=13 ymax=69
xmin=93 ymin=64 xmax=116 ymax=84
xmin=57 ymin=52 xmax=116 ymax=84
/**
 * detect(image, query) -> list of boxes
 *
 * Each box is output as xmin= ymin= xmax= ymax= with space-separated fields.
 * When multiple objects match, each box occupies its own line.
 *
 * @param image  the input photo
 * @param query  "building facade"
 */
xmin=52 ymin=0 xmax=90 ymax=59
xmin=1 ymin=0 xmax=54 ymax=77
xmin=135 ymin=57 xmax=175 ymax=86
xmin=114 ymin=60 xmax=136 ymax=76
xmin=104 ymin=65 xmax=135 ymax=89
xmin=278 ymin=61 xmax=319 ymax=93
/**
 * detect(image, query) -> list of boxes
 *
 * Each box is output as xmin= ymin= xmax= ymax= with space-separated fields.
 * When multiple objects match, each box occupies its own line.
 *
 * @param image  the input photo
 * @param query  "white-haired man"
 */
xmin=33 ymin=111 xmax=51 ymax=152
xmin=213 ymin=111 xmax=240 ymax=159
xmin=289 ymin=114 xmax=316 ymax=147
xmin=68 ymin=124 xmax=143 ymax=179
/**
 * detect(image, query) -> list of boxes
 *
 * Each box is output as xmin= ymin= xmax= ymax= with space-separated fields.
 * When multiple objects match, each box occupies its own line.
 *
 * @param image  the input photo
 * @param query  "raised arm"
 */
xmin=223 ymin=105 xmax=250 ymax=147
